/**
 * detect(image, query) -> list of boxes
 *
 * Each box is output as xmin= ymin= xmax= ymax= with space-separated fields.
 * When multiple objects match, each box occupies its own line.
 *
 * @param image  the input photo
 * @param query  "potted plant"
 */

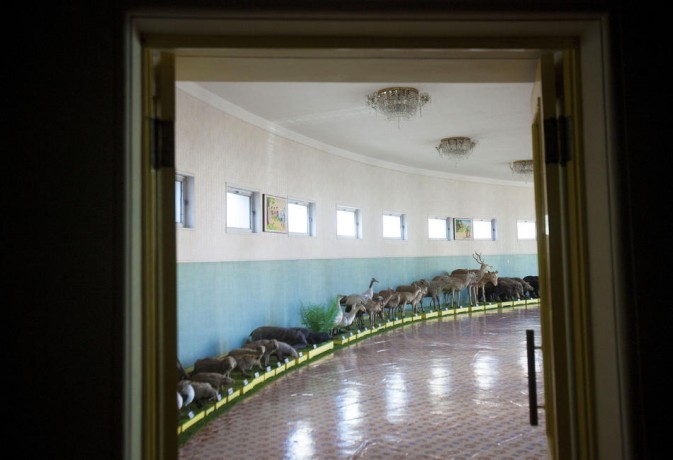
xmin=299 ymin=298 xmax=341 ymax=333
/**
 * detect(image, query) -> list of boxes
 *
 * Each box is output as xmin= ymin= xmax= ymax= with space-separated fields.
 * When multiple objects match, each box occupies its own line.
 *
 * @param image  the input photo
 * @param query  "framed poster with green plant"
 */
xmin=454 ymin=218 xmax=473 ymax=240
xmin=263 ymin=194 xmax=288 ymax=233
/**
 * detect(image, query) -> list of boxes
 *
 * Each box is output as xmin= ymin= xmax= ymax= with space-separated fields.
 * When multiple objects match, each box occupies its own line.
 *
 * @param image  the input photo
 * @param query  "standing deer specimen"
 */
xmin=433 ymin=273 xmax=477 ymax=308
xmin=450 ymin=252 xmax=493 ymax=305
xmin=425 ymin=278 xmax=448 ymax=310
xmin=396 ymin=279 xmax=430 ymax=313
xmin=475 ymin=271 xmax=499 ymax=303
xmin=362 ymin=292 xmax=394 ymax=327
xmin=396 ymin=286 xmax=424 ymax=316
xmin=376 ymin=288 xmax=402 ymax=320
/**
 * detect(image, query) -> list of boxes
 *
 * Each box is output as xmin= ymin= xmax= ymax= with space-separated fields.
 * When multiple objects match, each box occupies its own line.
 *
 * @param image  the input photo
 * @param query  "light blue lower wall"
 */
xmin=177 ymin=254 xmax=538 ymax=367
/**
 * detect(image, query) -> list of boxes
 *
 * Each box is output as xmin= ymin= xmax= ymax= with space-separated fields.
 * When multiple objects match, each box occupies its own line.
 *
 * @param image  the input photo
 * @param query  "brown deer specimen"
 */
xmin=450 ymin=252 xmax=494 ymax=305
xmin=433 ymin=273 xmax=477 ymax=308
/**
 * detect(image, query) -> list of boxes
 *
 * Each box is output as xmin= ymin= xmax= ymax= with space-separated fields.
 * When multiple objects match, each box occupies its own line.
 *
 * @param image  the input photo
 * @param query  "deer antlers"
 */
xmin=473 ymin=252 xmax=493 ymax=271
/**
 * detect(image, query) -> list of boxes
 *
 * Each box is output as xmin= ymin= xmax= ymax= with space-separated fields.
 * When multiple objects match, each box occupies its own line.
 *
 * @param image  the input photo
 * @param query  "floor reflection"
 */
xmin=285 ymin=420 xmax=315 ymax=460
xmin=179 ymin=307 xmax=549 ymax=460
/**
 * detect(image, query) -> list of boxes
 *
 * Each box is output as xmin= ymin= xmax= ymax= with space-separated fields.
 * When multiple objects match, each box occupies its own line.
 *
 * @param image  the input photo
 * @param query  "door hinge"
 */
xmin=151 ymin=119 xmax=175 ymax=170
xmin=543 ymin=115 xmax=572 ymax=166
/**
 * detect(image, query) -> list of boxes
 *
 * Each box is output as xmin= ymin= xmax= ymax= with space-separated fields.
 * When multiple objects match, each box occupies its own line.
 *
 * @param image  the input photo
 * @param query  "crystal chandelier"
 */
xmin=510 ymin=160 xmax=534 ymax=175
xmin=436 ymin=137 xmax=476 ymax=160
xmin=367 ymin=87 xmax=430 ymax=124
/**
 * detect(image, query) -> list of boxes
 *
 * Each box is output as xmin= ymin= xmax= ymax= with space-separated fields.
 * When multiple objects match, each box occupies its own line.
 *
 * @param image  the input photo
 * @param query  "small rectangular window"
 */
xmin=227 ymin=186 xmax=260 ymax=233
xmin=175 ymin=174 xmax=194 ymax=228
xmin=428 ymin=217 xmax=450 ymax=240
xmin=337 ymin=205 xmax=361 ymax=239
xmin=288 ymin=199 xmax=316 ymax=236
xmin=175 ymin=178 xmax=184 ymax=225
xmin=383 ymin=212 xmax=406 ymax=240
xmin=517 ymin=220 xmax=537 ymax=240
xmin=474 ymin=219 xmax=496 ymax=240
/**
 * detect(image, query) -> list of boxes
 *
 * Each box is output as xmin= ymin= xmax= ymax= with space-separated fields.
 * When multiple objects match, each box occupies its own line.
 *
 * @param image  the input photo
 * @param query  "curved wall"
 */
xmin=176 ymin=87 xmax=538 ymax=366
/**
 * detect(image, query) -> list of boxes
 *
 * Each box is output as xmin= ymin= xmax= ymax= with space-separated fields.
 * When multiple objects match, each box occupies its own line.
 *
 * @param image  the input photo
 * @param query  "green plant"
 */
xmin=299 ymin=299 xmax=341 ymax=333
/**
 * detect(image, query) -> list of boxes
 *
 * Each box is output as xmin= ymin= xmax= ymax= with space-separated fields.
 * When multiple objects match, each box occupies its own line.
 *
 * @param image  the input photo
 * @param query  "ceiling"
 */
xmin=176 ymin=48 xmax=540 ymax=185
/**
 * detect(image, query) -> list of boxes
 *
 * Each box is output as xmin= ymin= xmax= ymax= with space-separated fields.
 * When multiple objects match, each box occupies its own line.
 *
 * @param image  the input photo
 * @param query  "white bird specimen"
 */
xmin=177 ymin=380 xmax=195 ymax=408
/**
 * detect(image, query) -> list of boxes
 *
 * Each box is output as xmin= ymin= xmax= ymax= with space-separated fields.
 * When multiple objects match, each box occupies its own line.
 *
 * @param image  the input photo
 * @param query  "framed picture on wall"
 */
xmin=454 ymin=218 xmax=473 ymax=240
xmin=263 ymin=194 xmax=288 ymax=233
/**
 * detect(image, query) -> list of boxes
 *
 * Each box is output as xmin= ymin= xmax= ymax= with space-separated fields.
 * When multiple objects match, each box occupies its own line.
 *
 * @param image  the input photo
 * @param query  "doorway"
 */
xmin=128 ymin=14 xmax=623 ymax=460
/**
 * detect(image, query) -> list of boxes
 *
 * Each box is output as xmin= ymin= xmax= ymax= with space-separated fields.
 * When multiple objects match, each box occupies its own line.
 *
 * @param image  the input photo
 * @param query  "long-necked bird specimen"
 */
xmin=338 ymin=277 xmax=379 ymax=311
xmin=331 ymin=296 xmax=366 ymax=336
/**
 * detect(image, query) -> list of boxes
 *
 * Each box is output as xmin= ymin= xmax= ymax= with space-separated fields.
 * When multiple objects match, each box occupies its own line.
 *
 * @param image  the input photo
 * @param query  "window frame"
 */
xmin=336 ymin=205 xmax=362 ymax=239
xmin=175 ymin=173 xmax=194 ymax=229
xmin=382 ymin=211 xmax=407 ymax=240
xmin=473 ymin=218 xmax=497 ymax=241
xmin=517 ymin=219 xmax=537 ymax=240
xmin=428 ymin=216 xmax=452 ymax=240
xmin=288 ymin=198 xmax=316 ymax=237
xmin=226 ymin=185 xmax=261 ymax=233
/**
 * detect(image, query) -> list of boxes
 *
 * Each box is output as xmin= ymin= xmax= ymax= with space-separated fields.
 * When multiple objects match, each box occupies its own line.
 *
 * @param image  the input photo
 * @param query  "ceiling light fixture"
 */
xmin=436 ymin=137 xmax=476 ymax=160
xmin=367 ymin=87 xmax=430 ymax=125
xmin=510 ymin=160 xmax=534 ymax=176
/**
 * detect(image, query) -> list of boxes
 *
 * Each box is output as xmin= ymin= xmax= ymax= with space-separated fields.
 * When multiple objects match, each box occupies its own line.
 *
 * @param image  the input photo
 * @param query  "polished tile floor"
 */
xmin=179 ymin=306 xmax=548 ymax=459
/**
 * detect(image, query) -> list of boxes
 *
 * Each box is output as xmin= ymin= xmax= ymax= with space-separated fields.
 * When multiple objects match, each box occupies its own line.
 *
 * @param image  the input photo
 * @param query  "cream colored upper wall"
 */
xmin=176 ymin=88 xmax=537 ymax=263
